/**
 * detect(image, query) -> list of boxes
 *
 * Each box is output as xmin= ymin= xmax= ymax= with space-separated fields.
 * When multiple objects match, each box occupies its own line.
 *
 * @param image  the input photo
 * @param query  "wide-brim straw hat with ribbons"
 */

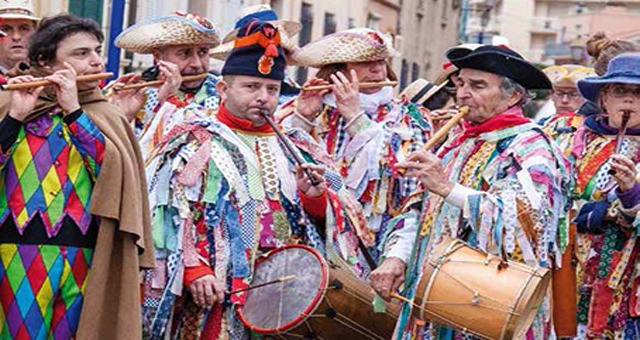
xmin=543 ymin=64 xmax=596 ymax=88
xmin=292 ymin=28 xmax=396 ymax=68
xmin=211 ymin=4 xmax=301 ymax=61
xmin=115 ymin=12 xmax=221 ymax=54
xmin=401 ymin=78 xmax=448 ymax=105
xmin=0 ymin=0 xmax=39 ymax=22
xmin=211 ymin=26 xmax=299 ymax=61
xmin=221 ymin=4 xmax=301 ymax=45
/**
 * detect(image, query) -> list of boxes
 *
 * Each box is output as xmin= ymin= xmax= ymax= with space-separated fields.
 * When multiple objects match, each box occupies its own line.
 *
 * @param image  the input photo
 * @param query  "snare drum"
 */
xmin=237 ymin=244 xmax=400 ymax=339
xmin=413 ymin=237 xmax=551 ymax=340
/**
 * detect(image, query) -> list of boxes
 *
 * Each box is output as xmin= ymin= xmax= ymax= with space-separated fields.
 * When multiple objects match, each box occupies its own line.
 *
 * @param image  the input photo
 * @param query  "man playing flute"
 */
xmin=110 ymin=12 xmax=221 ymax=159
xmin=0 ymin=14 xmax=153 ymax=339
xmin=394 ymin=45 xmax=571 ymax=338
xmin=141 ymin=20 xmax=370 ymax=339
xmin=280 ymin=28 xmax=433 ymax=308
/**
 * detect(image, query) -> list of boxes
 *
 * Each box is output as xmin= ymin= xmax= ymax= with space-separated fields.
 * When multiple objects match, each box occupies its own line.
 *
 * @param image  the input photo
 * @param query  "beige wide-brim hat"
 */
xmin=543 ymin=64 xmax=596 ymax=88
xmin=220 ymin=4 xmax=302 ymax=44
xmin=116 ymin=12 xmax=220 ymax=54
xmin=0 ymin=0 xmax=39 ymax=22
xmin=291 ymin=28 xmax=396 ymax=68
xmin=401 ymin=78 xmax=448 ymax=105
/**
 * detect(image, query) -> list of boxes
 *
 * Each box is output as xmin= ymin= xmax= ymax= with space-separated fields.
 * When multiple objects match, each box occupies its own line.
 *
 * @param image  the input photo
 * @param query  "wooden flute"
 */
xmin=422 ymin=106 xmax=469 ymax=152
xmin=112 ymin=73 xmax=209 ymax=91
xmin=302 ymin=80 xmax=398 ymax=92
xmin=259 ymin=110 xmax=321 ymax=186
xmin=0 ymin=72 xmax=114 ymax=91
xmin=608 ymin=110 xmax=631 ymax=175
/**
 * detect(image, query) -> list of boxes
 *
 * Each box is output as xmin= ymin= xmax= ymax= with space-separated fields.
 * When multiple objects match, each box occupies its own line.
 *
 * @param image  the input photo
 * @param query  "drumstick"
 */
xmin=302 ymin=81 xmax=398 ymax=92
xmin=390 ymin=292 xmax=420 ymax=308
xmin=0 ymin=72 xmax=114 ymax=91
xmin=260 ymin=110 xmax=321 ymax=186
xmin=112 ymin=73 xmax=208 ymax=91
xmin=227 ymin=275 xmax=296 ymax=295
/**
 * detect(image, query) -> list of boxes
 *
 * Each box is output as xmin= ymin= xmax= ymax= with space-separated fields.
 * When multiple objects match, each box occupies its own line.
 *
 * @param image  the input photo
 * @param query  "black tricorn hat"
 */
xmin=446 ymin=45 xmax=552 ymax=90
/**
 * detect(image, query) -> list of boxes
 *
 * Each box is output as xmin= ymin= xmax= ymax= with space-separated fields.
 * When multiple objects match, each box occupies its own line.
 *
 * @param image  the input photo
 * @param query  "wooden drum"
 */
xmin=414 ymin=237 xmax=551 ymax=340
xmin=238 ymin=245 xmax=400 ymax=339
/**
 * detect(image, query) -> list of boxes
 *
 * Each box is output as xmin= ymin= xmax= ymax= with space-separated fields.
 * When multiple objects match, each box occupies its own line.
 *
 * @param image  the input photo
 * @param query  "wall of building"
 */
xmin=398 ymin=0 xmax=461 ymax=85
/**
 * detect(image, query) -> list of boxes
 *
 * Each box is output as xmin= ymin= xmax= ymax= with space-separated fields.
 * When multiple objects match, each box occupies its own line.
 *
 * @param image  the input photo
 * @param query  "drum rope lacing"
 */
xmin=423 ymin=252 xmax=544 ymax=315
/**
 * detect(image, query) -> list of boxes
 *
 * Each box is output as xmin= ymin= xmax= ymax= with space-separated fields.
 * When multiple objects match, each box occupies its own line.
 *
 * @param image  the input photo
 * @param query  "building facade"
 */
xmin=33 ymin=0 xmax=460 ymax=89
xmin=462 ymin=0 xmax=640 ymax=65
xmin=397 ymin=0 xmax=462 ymax=87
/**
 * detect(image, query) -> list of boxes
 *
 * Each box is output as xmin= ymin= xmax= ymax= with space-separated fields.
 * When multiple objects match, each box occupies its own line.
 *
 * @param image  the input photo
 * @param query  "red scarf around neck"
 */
xmin=440 ymin=106 xmax=530 ymax=156
xmin=217 ymin=102 xmax=274 ymax=134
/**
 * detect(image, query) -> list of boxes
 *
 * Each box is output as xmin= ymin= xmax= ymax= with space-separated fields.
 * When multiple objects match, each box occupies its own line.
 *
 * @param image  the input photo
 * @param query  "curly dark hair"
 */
xmin=28 ymin=14 xmax=104 ymax=66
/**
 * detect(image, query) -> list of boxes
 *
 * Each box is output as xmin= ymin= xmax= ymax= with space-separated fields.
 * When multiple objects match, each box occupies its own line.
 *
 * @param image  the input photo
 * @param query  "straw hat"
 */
xmin=292 ymin=28 xmax=396 ymax=68
xmin=0 ymin=0 xmax=39 ymax=22
xmin=401 ymin=78 xmax=447 ymax=105
xmin=211 ymin=26 xmax=299 ymax=61
xmin=115 ymin=12 xmax=220 ymax=54
xmin=543 ymin=64 xmax=595 ymax=88
xmin=221 ymin=4 xmax=301 ymax=44
xmin=210 ymin=5 xmax=301 ymax=61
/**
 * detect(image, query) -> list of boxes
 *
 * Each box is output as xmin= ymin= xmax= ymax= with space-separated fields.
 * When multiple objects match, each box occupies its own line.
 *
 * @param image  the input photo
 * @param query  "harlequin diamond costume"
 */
xmin=0 ymin=72 xmax=153 ymax=337
xmin=141 ymin=20 xmax=368 ymax=340
xmin=115 ymin=12 xmax=221 ymax=159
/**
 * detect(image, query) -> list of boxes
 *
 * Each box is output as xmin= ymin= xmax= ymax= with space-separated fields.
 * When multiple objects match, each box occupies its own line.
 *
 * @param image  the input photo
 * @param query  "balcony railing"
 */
xmin=531 ymin=16 xmax=560 ymax=33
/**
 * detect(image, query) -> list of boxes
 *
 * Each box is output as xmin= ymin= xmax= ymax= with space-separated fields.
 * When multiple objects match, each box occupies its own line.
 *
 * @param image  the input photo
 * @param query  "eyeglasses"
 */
xmin=605 ymin=85 xmax=640 ymax=99
xmin=552 ymin=90 xmax=581 ymax=100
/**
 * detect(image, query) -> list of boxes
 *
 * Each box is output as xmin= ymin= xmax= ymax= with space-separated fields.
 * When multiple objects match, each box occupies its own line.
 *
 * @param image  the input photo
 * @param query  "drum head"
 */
xmin=238 ymin=245 xmax=329 ymax=333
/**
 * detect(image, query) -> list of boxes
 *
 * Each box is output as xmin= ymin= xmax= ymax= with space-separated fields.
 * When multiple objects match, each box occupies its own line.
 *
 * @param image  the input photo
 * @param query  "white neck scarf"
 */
xmin=323 ymin=86 xmax=394 ymax=114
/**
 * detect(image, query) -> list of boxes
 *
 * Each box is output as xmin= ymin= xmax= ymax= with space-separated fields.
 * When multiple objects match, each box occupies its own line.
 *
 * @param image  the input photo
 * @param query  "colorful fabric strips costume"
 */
xmin=568 ymin=54 xmax=640 ymax=339
xmin=141 ymin=21 xmax=368 ymax=340
xmin=281 ymin=28 xmax=432 ymax=268
xmin=114 ymin=12 xmax=222 ymax=160
xmin=396 ymin=45 xmax=571 ymax=339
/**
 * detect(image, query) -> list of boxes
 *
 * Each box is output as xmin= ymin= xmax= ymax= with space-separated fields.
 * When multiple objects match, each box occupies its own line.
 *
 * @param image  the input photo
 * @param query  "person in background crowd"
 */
xmin=0 ymin=0 xmax=39 ymax=77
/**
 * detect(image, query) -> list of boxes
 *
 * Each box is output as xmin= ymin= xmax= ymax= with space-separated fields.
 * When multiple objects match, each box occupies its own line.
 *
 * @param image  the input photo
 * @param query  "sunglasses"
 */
xmin=605 ymin=84 xmax=640 ymax=99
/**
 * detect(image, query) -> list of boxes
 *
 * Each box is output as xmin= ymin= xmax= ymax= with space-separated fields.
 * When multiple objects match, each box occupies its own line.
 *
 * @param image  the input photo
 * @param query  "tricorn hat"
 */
xmin=446 ymin=45 xmax=552 ymax=90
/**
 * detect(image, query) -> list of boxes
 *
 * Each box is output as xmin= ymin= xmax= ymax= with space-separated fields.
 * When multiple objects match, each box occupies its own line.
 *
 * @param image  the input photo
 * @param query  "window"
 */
xmin=296 ymin=3 xmax=314 ymax=84
xmin=400 ymin=59 xmax=409 ymax=90
xmin=348 ymin=17 xmax=355 ymax=29
xmin=412 ymin=62 xmax=420 ymax=82
xmin=367 ymin=12 xmax=381 ymax=30
xmin=324 ymin=12 xmax=337 ymax=35
xmin=68 ymin=0 xmax=103 ymax=24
